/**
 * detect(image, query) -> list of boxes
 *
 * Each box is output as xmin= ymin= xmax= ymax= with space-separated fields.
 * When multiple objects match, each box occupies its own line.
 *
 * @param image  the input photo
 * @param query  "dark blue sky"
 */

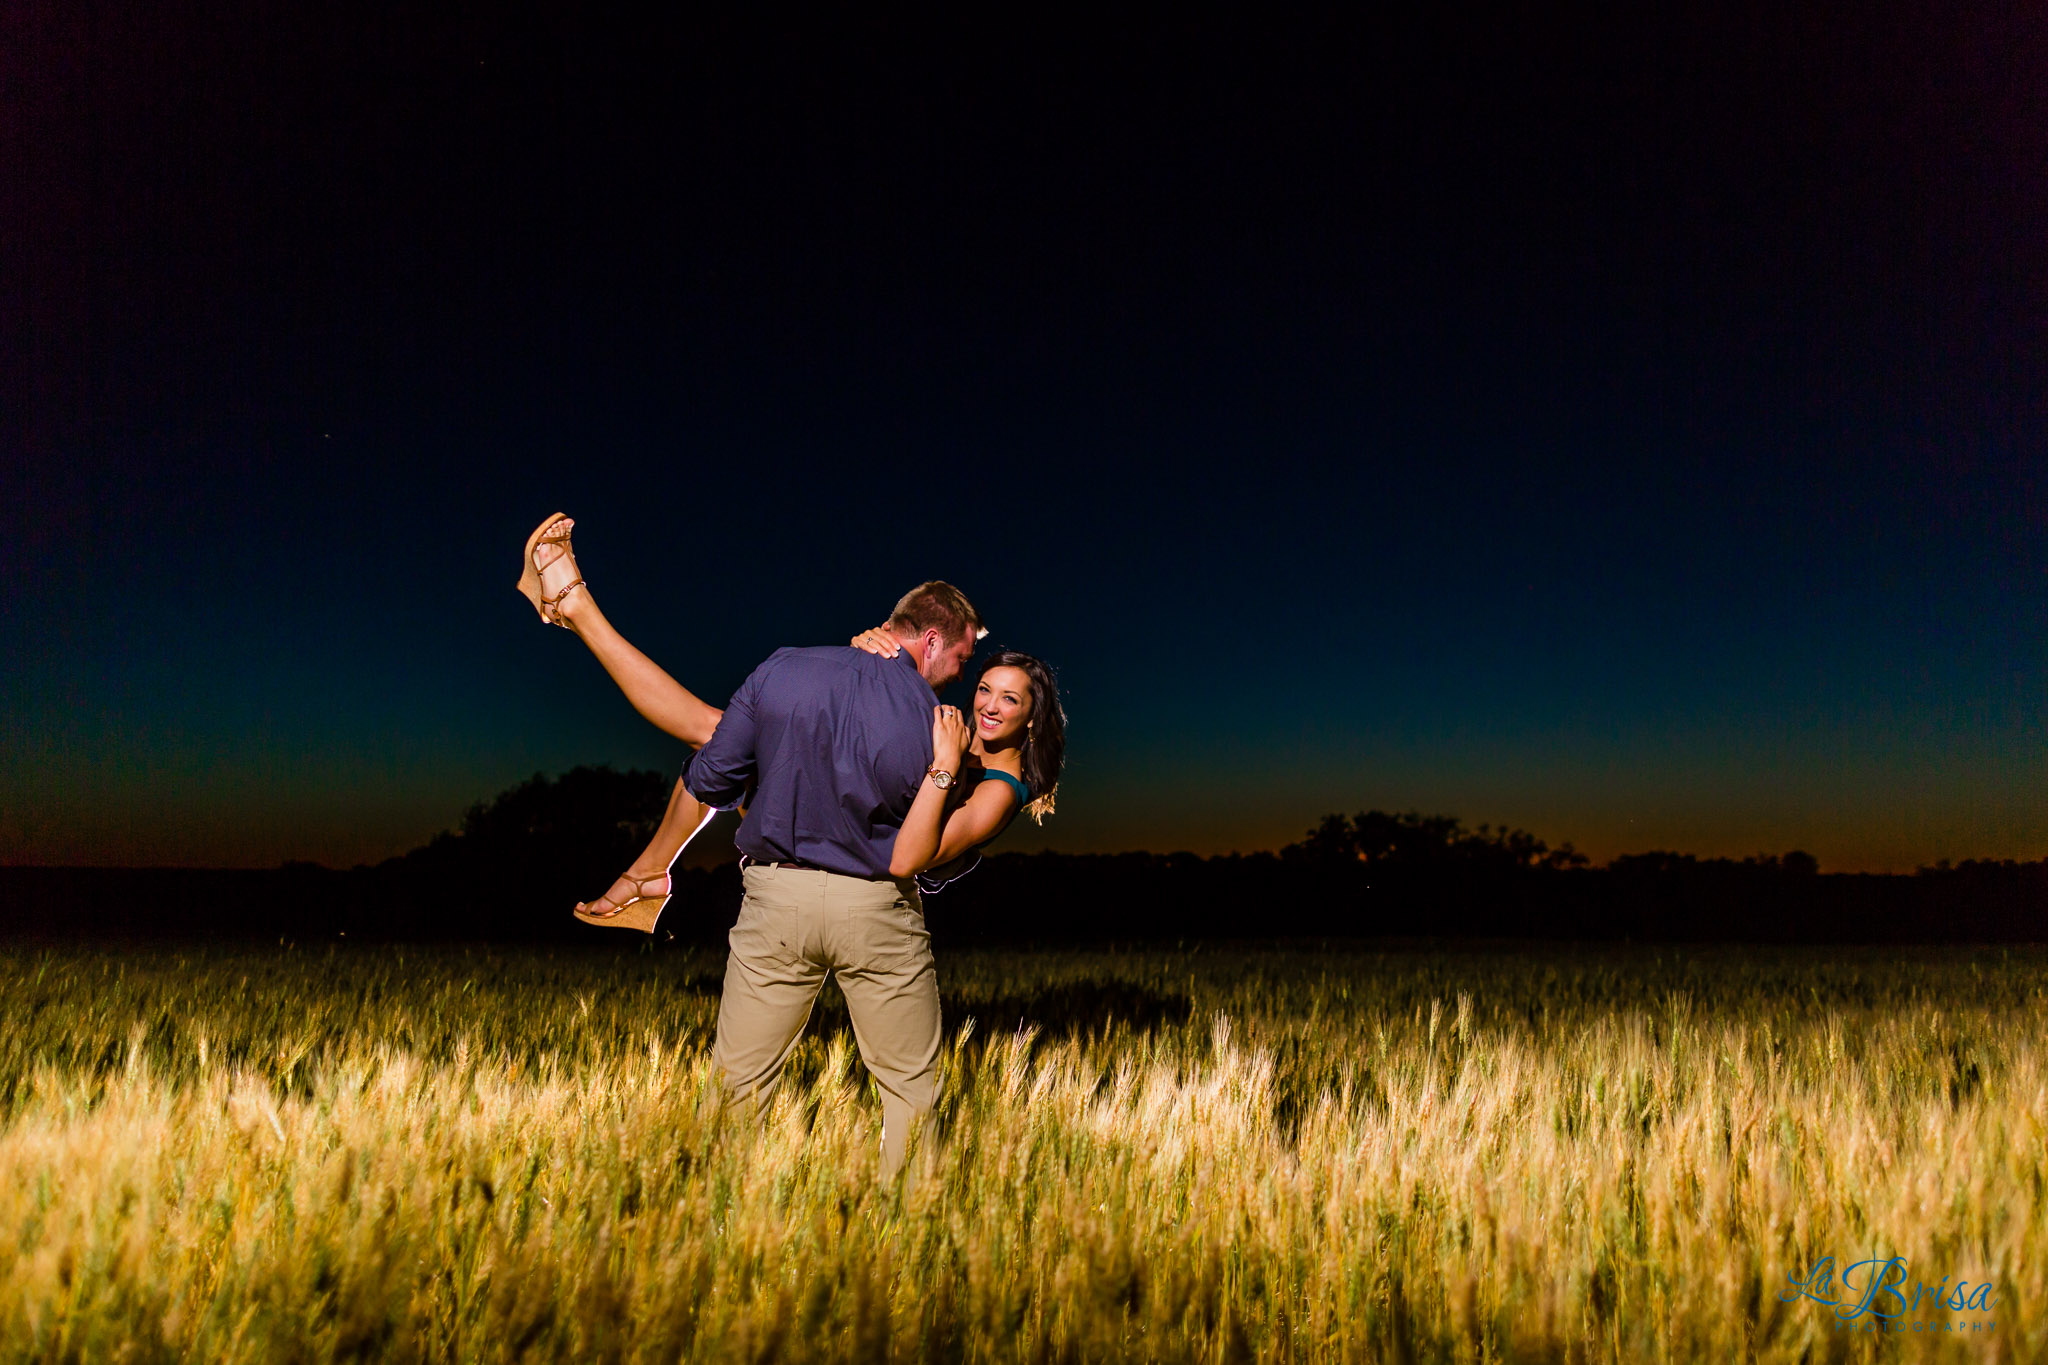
xmin=5 ymin=7 xmax=2043 ymax=871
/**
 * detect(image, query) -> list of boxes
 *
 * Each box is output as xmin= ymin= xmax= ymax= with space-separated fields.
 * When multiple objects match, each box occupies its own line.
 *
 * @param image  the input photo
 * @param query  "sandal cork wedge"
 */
xmin=573 ymin=872 xmax=672 ymax=934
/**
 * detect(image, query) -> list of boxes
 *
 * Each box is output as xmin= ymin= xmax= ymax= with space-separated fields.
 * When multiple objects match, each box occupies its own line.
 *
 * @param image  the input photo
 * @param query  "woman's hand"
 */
xmin=931 ymin=704 xmax=971 ymax=769
xmin=850 ymin=625 xmax=900 ymax=657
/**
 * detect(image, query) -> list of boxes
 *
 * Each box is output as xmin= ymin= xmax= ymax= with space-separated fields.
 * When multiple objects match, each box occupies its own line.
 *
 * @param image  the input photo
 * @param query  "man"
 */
xmin=682 ymin=580 xmax=984 ymax=1177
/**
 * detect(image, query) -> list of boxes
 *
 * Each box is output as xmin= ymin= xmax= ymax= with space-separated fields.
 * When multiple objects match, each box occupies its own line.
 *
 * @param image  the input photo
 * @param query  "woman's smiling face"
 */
xmin=973 ymin=665 xmax=1034 ymax=747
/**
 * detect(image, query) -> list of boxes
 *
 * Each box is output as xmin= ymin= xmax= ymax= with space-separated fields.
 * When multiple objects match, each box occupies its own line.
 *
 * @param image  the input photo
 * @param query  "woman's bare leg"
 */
xmin=534 ymin=521 xmax=723 ymax=747
xmin=575 ymin=778 xmax=720 ymax=928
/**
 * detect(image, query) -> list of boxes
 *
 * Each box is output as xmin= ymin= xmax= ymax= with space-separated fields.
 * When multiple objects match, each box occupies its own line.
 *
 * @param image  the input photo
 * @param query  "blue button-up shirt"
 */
xmin=683 ymin=645 xmax=938 ymax=878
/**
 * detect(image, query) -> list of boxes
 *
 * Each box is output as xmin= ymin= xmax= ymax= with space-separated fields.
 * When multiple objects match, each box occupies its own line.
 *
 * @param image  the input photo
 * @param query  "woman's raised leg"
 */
xmin=524 ymin=516 xmax=723 ymax=747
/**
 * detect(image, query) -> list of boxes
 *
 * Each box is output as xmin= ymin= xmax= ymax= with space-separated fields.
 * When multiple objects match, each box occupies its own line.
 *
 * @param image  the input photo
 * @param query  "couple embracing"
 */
xmin=515 ymin=514 xmax=1066 ymax=1175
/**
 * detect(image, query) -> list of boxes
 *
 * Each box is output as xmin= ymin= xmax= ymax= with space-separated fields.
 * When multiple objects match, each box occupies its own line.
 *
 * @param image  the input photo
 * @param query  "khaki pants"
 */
xmin=711 ymin=863 xmax=941 ymax=1177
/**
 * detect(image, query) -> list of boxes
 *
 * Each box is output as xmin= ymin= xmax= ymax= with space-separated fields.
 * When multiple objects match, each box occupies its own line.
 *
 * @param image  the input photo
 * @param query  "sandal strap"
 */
xmin=534 ymin=527 xmax=583 ymax=625
xmin=540 ymin=578 xmax=586 ymax=625
xmin=583 ymin=872 xmax=669 ymax=918
xmin=531 ymin=544 xmax=573 ymax=579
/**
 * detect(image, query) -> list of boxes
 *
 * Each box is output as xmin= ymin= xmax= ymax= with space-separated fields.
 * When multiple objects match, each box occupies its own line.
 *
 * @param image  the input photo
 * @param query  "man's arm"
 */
xmin=681 ymin=659 xmax=768 ymax=809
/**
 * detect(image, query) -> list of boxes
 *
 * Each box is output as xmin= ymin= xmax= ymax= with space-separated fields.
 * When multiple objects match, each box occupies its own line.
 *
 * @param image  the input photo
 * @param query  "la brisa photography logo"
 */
xmin=1780 ymin=1255 xmax=1998 ymax=1335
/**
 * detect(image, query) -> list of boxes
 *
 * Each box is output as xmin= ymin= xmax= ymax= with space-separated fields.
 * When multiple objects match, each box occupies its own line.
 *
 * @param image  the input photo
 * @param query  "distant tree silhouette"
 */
xmin=1609 ymin=849 xmax=1823 ymax=878
xmin=437 ymin=765 xmax=671 ymax=857
xmin=1280 ymin=810 xmax=1588 ymax=872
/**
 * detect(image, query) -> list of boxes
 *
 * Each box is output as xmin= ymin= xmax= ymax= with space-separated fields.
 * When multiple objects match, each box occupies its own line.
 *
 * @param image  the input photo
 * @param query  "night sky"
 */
xmin=6 ymin=7 xmax=2043 ymax=873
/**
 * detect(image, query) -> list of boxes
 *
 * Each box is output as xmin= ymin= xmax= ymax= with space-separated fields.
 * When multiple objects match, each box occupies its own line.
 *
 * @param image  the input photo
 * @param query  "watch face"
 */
xmin=931 ymin=770 xmax=953 ymax=789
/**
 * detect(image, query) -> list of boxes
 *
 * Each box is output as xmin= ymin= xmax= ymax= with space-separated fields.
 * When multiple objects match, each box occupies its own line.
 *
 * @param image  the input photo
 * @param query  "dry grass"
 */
xmin=0 ymin=942 xmax=2040 ymax=1362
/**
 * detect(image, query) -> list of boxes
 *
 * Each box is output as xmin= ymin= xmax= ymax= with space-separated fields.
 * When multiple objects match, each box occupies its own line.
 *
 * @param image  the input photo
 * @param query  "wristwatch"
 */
xmin=926 ymin=766 xmax=956 ymax=790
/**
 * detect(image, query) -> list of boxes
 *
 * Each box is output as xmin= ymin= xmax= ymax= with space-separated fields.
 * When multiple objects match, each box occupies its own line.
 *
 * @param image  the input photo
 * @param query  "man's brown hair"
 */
xmin=887 ymin=581 xmax=987 ymax=645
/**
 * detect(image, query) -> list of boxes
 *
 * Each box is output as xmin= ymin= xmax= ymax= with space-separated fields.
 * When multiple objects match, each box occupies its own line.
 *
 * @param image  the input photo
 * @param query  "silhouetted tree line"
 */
xmin=2 ymin=770 xmax=2041 ymax=944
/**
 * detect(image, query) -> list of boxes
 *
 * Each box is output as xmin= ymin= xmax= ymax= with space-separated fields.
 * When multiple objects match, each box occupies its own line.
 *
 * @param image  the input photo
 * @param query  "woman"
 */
xmin=515 ymin=513 xmax=1066 ymax=931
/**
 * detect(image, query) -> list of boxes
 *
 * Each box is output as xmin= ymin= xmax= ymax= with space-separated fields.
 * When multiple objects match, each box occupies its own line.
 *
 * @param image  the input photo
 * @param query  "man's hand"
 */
xmin=931 ymin=704 xmax=971 ymax=769
xmin=850 ymin=625 xmax=901 ymax=657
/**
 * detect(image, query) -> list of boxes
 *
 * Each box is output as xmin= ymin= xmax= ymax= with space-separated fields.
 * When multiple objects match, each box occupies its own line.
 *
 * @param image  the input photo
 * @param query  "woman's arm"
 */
xmin=887 ymin=706 xmax=1021 ymax=877
xmin=891 ymin=781 xmax=1019 ymax=878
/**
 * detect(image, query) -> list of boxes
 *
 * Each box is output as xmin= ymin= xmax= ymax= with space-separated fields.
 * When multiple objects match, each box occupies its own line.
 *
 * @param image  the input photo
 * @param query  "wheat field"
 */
xmin=0 ymin=941 xmax=2039 ymax=1363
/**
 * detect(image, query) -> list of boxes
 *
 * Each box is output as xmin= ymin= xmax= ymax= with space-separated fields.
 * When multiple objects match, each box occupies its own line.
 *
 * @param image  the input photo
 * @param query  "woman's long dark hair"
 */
xmin=977 ymin=650 xmax=1065 ymax=822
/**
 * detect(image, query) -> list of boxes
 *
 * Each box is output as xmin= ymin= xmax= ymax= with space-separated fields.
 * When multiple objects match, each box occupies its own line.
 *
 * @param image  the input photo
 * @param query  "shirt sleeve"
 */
xmin=681 ymin=657 xmax=767 ymax=810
